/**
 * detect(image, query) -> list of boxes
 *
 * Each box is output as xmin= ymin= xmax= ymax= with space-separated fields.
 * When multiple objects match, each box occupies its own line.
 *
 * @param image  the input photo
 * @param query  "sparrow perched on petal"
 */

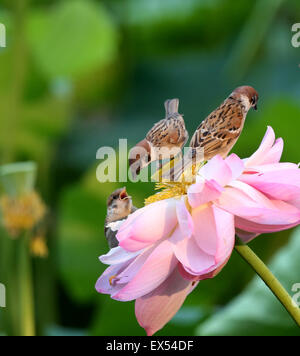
xmin=129 ymin=99 xmax=188 ymax=179
xmin=170 ymin=86 xmax=259 ymax=181
xmin=105 ymin=187 xmax=137 ymax=249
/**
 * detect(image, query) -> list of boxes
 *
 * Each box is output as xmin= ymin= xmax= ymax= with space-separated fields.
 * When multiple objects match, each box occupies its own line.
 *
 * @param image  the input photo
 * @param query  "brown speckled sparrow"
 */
xmin=129 ymin=99 xmax=188 ymax=179
xmin=170 ymin=86 xmax=259 ymax=181
xmin=105 ymin=187 xmax=137 ymax=249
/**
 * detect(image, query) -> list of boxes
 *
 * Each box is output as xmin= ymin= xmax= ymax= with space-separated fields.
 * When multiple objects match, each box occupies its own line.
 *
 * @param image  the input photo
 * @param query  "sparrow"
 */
xmin=169 ymin=85 xmax=259 ymax=181
xmin=104 ymin=187 xmax=137 ymax=249
xmin=129 ymin=98 xmax=189 ymax=179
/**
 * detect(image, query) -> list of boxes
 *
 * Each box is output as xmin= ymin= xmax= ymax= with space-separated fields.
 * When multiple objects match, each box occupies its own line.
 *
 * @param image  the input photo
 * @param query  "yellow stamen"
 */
xmin=30 ymin=235 xmax=48 ymax=258
xmin=145 ymin=180 xmax=190 ymax=205
xmin=109 ymin=275 xmax=117 ymax=286
xmin=145 ymin=162 xmax=206 ymax=205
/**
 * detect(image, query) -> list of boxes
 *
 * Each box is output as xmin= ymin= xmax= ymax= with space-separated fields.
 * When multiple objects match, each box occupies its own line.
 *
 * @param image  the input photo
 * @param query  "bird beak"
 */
xmin=119 ymin=188 xmax=129 ymax=200
xmin=254 ymin=104 xmax=258 ymax=110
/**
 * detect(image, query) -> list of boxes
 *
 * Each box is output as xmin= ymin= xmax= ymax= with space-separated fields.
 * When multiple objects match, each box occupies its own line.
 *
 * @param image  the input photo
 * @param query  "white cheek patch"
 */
xmin=106 ymin=213 xmax=133 ymax=232
xmin=240 ymin=94 xmax=251 ymax=111
xmin=107 ymin=220 xmax=125 ymax=231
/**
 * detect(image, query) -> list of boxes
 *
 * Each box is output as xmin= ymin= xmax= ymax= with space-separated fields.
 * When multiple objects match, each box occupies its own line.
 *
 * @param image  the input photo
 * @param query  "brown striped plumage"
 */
xmin=190 ymin=97 xmax=245 ymax=159
xmin=129 ymin=99 xmax=188 ymax=179
xmin=170 ymin=86 xmax=259 ymax=181
xmin=146 ymin=100 xmax=188 ymax=148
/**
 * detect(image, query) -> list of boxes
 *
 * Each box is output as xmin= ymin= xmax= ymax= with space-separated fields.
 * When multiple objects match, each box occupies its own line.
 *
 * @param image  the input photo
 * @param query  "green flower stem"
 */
xmin=235 ymin=239 xmax=300 ymax=327
xmin=3 ymin=0 xmax=28 ymax=163
xmin=18 ymin=234 xmax=35 ymax=336
xmin=0 ymin=234 xmax=19 ymax=335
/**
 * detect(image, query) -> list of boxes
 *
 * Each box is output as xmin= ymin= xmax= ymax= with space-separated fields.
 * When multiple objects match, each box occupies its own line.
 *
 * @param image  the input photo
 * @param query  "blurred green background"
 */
xmin=0 ymin=0 xmax=299 ymax=336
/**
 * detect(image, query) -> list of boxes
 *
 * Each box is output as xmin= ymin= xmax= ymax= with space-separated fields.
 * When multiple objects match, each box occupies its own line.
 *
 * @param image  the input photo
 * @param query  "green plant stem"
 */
xmin=0 ymin=233 xmax=18 ymax=335
xmin=3 ymin=0 xmax=28 ymax=163
xmin=3 ymin=236 xmax=19 ymax=335
xmin=235 ymin=239 xmax=300 ymax=327
xmin=18 ymin=234 xmax=35 ymax=336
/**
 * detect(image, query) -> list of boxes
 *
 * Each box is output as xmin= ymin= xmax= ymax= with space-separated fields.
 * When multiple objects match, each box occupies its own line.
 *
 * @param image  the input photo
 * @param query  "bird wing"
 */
xmin=165 ymin=99 xmax=246 ymax=181
xmin=190 ymin=99 xmax=244 ymax=159
xmin=104 ymin=226 xmax=119 ymax=249
xmin=146 ymin=115 xmax=188 ymax=148
xmin=104 ymin=208 xmax=137 ymax=249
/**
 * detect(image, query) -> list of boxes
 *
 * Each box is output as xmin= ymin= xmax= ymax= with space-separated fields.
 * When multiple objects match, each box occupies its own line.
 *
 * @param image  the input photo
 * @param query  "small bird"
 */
xmin=170 ymin=86 xmax=259 ymax=181
xmin=129 ymin=99 xmax=189 ymax=179
xmin=105 ymin=187 xmax=137 ymax=249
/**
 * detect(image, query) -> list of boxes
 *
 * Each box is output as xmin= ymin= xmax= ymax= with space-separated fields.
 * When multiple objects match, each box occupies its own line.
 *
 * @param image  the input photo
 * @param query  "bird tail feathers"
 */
xmin=164 ymin=156 xmax=194 ymax=182
xmin=162 ymin=148 xmax=205 ymax=182
xmin=164 ymin=98 xmax=179 ymax=117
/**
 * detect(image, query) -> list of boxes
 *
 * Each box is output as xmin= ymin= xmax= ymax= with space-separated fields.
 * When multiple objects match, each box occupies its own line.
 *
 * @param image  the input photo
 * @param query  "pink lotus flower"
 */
xmin=96 ymin=126 xmax=300 ymax=335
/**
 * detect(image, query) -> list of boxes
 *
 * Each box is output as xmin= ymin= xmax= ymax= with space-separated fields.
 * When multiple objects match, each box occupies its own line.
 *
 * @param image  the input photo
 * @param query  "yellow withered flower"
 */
xmin=30 ymin=235 xmax=48 ymax=258
xmin=0 ymin=191 xmax=46 ymax=237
